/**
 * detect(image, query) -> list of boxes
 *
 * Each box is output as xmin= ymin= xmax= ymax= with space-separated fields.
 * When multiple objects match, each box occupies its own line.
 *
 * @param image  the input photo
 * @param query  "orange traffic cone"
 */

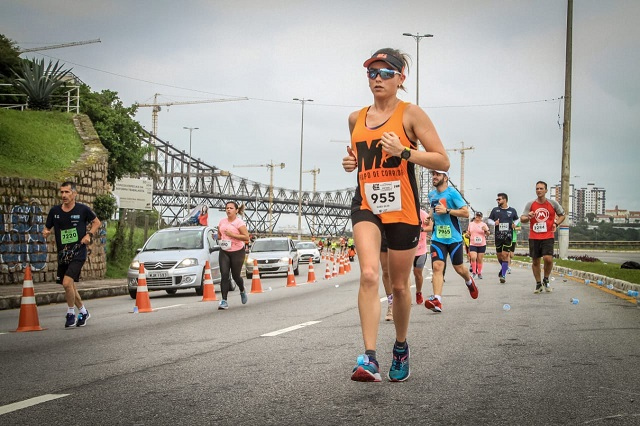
xmin=345 ymin=256 xmax=351 ymax=273
xmin=250 ymin=259 xmax=263 ymax=293
xmin=338 ymin=255 xmax=345 ymax=275
xmin=15 ymin=266 xmax=45 ymax=332
xmin=201 ymin=261 xmax=218 ymax=301
xmin=306 ymin=258 xmax=317 ymax=283
xmin=286 ymin=258 xmax=297 ymax=287
xmin=324 ymin=262 xmax=332 ymax=280
xmin=332 ymin=261 xmax=338 ymax=277
xmin=135 ymin=264 xmax=153 ymax=313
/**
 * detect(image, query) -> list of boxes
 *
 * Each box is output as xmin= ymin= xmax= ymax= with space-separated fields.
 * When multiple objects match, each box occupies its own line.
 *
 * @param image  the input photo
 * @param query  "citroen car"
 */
xmin=127 ymin=226 xmax=232 ymax=298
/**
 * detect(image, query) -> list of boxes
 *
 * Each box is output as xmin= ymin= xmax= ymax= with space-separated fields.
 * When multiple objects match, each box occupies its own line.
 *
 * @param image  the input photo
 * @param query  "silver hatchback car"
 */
xmin=245 ymin=237 xmax=299 ymax=279
xmin=127 ymin=226 xmax=228 ymax=298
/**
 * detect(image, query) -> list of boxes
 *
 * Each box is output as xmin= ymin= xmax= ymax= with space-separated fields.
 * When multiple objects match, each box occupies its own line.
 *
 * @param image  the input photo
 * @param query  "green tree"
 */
xmin=13 ymin=58 xmax=72 ymax=110
xmin=585 ymin=212 xmax=596 ymax=223
xmin=79 ymin=86 xmax=160 ymax=261
xmin=79 ymin=86 xmax=158 ymax=184
xmin=0 ymin=34 xmax=25 ymax=105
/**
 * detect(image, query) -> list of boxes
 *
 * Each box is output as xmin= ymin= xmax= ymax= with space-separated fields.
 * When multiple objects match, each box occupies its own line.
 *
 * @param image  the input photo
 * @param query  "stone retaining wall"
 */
xmin=0 ymin=114 xmax=109 ymax=284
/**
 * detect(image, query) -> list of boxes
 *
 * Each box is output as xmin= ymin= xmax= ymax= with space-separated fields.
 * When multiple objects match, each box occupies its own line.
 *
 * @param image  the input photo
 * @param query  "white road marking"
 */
xmin=153 ymin=304 xmax=184 ymax=311
xmin=599 ymin=386 xmax=640 ymax=396
xmin=0 ymin=394 xmax=70 ymax=415
xmin=261 ymin=320 xmax=321 ymax=337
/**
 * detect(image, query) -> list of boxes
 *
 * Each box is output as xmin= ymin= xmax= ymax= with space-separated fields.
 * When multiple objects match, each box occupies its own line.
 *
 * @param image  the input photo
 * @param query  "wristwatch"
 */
xmin=446 ymin=209 xmax=451 ymax=214
xmin=400 ymin=147 xmax=411 ymax=160
xmin=87 ymin=231 xmax=94 ymax=242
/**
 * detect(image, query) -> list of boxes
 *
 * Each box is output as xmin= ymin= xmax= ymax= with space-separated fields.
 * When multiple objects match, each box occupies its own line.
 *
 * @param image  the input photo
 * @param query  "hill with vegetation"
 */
xmin=0 ymin=109 xmax=83 ymax=180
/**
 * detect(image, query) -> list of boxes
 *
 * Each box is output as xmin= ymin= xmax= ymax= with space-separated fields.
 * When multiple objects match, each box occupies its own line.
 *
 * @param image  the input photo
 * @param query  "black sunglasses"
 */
xmin=367 ymin=68 xmax=401 ymax=80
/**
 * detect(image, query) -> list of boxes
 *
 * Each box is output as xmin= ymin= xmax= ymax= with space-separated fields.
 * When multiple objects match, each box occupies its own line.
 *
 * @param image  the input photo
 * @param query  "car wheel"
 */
xmin=129 ymin=289 xmax=137 ymax=299
xmin=165 ymin=289 xmax=178 ymax=295
xmin=195 ymin=267 xmax=205 ymax=296
xmin=294 ymin=261 xmax=299 ymax=276
xmin=246 ymin=270 xmax=253 ymax=279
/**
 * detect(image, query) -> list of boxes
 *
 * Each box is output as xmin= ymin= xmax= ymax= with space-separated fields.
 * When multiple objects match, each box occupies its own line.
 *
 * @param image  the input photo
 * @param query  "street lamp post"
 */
xmin=403 ymin=32 xmax=433 ymax=206
xmin=183 ymin=126 xmax=199 ymax=216
xmin=293 ymin=98 xmax=313 ymax=241
xmin=402 ymin=32 xmax=433 ymax=106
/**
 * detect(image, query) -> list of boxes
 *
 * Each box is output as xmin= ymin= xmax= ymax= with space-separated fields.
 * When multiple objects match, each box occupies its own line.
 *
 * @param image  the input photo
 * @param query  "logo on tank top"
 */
xmin=534 ymin=208 xmax=549 ymax=222
xmin=354 ymin=139 xmax=401 ymax=172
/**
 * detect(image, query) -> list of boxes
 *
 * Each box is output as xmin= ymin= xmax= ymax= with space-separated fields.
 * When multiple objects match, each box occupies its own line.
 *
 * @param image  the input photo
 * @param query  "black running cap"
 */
xmin=363 ymin=50 xmax=404 ymax=71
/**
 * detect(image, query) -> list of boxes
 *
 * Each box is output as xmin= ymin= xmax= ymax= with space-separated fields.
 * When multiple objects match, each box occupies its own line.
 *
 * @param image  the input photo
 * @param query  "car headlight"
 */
xmin=130 ymin=260 xmax=140 ymax=270
xmin=280 ymin=257 xmax=290 ymax=263
xmin=176 ymin=258 xmax=199 ymax=268
xmin=246 ymin=256 xmax=254 ymax=264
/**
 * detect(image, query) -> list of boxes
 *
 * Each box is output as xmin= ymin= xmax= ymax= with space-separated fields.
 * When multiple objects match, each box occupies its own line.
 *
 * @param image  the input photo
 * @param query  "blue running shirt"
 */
xmin=428 ymin=187 xmax=466 ymax=244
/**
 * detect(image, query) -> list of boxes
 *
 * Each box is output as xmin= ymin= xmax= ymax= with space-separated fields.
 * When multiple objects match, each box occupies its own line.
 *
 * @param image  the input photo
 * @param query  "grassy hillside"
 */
xmin=0 ymin=109 xmax=83 ymax=180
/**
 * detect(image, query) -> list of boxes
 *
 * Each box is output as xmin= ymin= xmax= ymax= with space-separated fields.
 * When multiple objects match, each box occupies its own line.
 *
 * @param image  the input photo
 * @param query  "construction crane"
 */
xmin=233 ymin=161 xmax=285 ymax=234
xmin=447 ymin=141 xmax=475 ymax=197
xmin=136 ymin=93 xmax=248 ymax=139
xmin=303 ymin=167 xmax=320 ymax=235
xmin=18 ymin=39 xmax=102 ymax=53
xmin=303 ymin=167 xmax=320 ymax=193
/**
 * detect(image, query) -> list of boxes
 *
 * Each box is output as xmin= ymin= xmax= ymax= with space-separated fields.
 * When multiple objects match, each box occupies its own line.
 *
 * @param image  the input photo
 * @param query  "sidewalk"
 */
xmin=0 ymin=278 xmax=128 ymax=310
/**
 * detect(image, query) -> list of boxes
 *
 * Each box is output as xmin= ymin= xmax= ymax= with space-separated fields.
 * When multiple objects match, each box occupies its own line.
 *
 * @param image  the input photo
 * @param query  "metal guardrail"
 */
xmin=0 ymin=84 xmax=79 ymax=113
xmin=483 ymin=238 xmax=640 ymax=251
xmin=566 ymin=241 xmax=640 ymax=250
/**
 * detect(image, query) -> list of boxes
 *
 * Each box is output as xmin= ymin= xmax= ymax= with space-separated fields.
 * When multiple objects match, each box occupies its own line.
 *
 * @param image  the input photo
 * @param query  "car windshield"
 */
xmin=251 ymin=240 xmax=289 ymax=252
xmin=296 ymin=242 xmax=316 ymax=250
xmin=144 ymin=230 xmax=203 ymax=251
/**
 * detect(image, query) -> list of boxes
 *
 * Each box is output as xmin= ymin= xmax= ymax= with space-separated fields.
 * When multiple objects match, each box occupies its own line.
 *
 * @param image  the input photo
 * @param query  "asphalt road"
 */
xmin=1 ymin=261 xmax=639 ymax=425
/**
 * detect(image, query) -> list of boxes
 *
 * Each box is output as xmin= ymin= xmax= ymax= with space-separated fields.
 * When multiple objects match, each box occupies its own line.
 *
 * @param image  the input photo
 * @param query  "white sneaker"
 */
xmin=385 ymin=305 xmax=393 ymax=321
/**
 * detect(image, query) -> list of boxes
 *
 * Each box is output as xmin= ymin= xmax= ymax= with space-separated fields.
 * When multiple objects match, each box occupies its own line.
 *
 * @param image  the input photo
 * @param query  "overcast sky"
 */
xmin=3 ymin=0 xmax=639 ymax=227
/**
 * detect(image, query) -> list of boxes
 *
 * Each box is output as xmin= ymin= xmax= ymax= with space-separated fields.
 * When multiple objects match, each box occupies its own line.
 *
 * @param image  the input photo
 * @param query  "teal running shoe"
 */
xmin=388 ymin=344 xmax=410 ymax=382
xmin=351 ymin=354 xmax=381 ymax=382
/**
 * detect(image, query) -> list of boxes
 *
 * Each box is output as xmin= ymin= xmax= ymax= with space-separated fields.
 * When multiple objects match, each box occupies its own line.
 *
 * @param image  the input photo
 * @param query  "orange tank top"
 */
xmin=350 ymin=101 xmax=419 ymax=225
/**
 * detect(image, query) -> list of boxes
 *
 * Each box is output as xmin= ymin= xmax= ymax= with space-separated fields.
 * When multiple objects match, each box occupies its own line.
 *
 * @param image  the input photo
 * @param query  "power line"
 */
xmin=35 ymin=52 xmax=563 ymax=109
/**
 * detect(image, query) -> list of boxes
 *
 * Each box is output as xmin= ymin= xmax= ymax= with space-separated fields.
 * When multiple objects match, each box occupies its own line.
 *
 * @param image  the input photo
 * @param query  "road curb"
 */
xmin=510 ymin=260 xmax=640 ymax=294
xmin=0 ymin=285 xmax=129 ymax=310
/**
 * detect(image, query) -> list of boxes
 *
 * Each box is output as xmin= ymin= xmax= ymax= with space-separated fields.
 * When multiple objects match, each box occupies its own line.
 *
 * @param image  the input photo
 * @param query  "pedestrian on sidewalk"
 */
xmin=343 ymin=47 xmax=449 ymax=382
xmin=43 ymin=181 xmax=101 ymax=328
xmin=520 ymin=181 xmax=566 ymax=293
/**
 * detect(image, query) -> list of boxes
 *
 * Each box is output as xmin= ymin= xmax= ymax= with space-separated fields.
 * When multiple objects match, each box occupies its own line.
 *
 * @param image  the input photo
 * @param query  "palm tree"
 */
xmin=13 ymin=58 xmax=72 ymax=110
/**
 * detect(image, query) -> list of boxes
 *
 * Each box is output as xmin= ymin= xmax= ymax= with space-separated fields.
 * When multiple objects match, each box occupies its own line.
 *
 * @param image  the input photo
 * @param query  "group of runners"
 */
xmin=41 ymin=46 xmax=566 ymax=385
